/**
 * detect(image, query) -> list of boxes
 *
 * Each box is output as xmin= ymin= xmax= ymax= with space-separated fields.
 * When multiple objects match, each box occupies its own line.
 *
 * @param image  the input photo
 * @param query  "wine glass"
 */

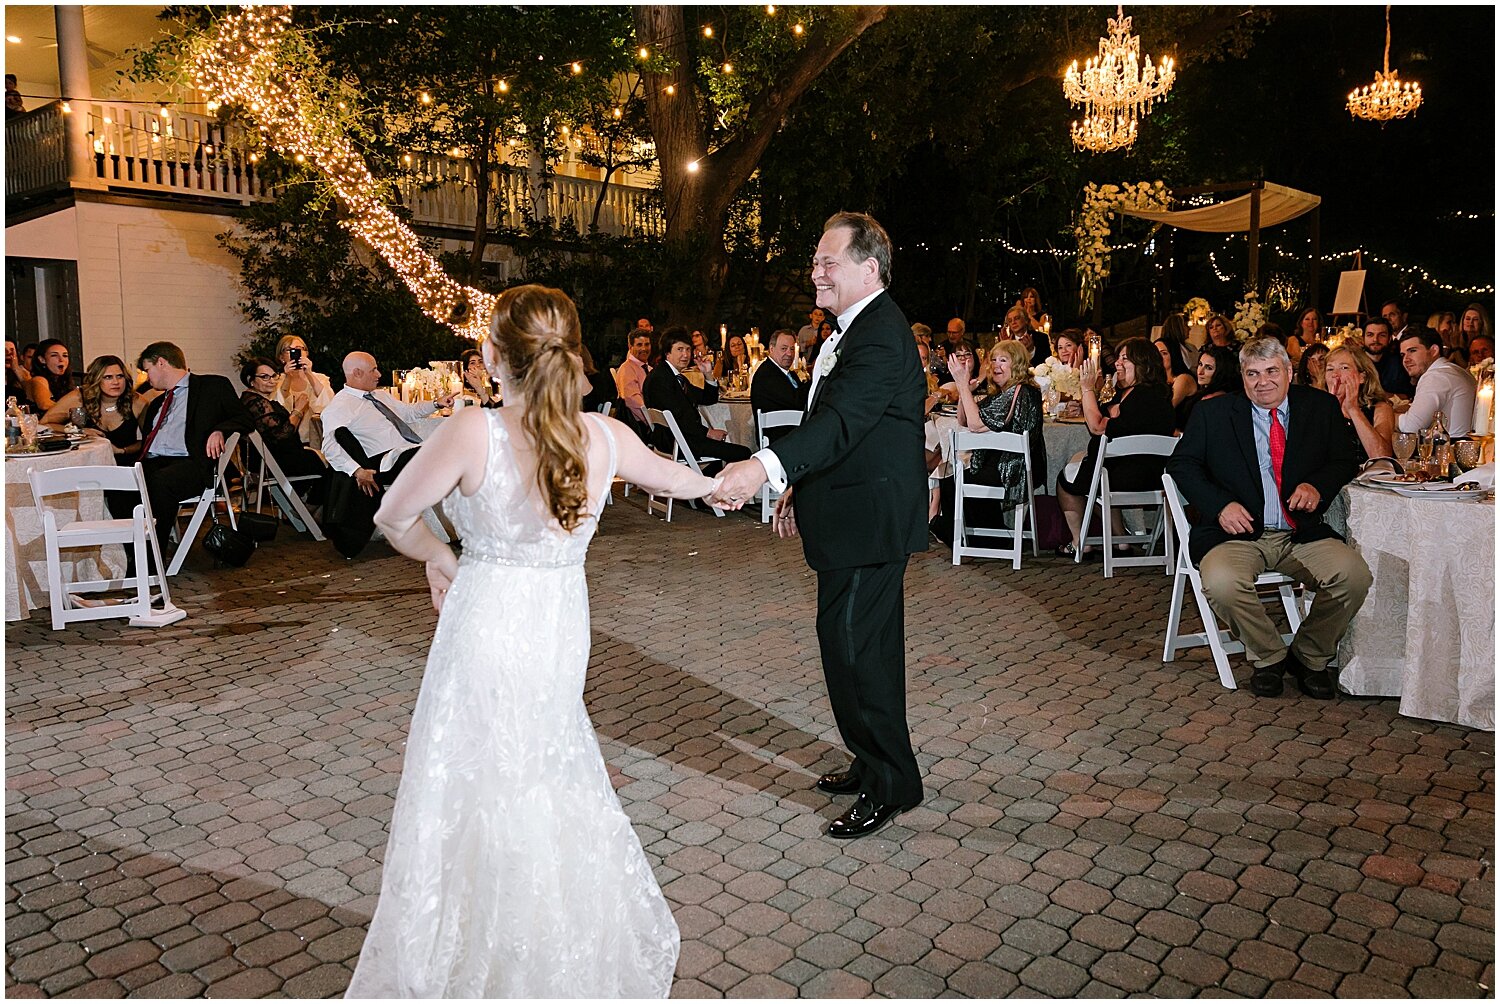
xmin=1393 ymin=431 xmax=1417 ymax=465
xmin=1455 ymin=440 xmax=1483 ymax=473
xmin=69 ymin=406 xmax=87 ymax=431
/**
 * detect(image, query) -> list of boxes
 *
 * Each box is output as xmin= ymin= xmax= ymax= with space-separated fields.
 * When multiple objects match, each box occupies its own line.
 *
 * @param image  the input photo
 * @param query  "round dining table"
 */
xmin=925 ymin=412 xmax=1092 ymax=490
xmin=5 ymin=437 xmax=124 ymax=622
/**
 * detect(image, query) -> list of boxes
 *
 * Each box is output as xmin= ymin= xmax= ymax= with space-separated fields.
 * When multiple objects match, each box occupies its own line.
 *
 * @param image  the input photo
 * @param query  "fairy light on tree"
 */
xmin=188 ymin=4 xmax=495 ymax=338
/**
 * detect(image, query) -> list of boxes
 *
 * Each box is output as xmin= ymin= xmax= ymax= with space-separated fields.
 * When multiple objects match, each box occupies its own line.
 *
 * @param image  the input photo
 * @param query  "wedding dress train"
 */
xmin=346 ymin=411 xmax=679 ymax=998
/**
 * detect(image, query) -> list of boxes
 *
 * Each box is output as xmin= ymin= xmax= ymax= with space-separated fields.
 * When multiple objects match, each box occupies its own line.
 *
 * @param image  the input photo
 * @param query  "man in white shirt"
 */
xmin=321 ymin=352 xmax=453 ymax=496
xmin=614 ymin=327 xmax=654 ymax=424
xmin=1396 ymin=328 xmax=1477 ymax=435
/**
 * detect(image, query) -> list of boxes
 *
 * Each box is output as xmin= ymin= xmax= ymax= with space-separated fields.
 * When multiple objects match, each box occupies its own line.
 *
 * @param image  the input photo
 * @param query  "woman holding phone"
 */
xmin=271 ymin=335 xmax=335 ymax=445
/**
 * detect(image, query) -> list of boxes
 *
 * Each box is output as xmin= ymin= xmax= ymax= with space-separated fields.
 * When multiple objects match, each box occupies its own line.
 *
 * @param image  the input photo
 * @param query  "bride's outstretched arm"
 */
xmin=607 ymin=417 xmax=721 ymax=501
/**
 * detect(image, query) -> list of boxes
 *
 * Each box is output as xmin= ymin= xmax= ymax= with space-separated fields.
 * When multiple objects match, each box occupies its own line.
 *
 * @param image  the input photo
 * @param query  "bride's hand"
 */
xmin=425 ymin=552 xmax=458 ymax=612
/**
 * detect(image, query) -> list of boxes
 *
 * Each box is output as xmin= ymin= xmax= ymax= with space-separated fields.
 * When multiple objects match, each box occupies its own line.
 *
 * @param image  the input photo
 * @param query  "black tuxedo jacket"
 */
xmin=771 ymin=290 xmax=928 ymax=571
xmin=642 ymin=362 xmax=719 ymax=456
xmin=750 ymin=360 xmax=808 ymax=443
xmin=140 ymin=373 xmax=254 ymax=482
xmin=1165 ymin=384 xmax=1358 ymax=565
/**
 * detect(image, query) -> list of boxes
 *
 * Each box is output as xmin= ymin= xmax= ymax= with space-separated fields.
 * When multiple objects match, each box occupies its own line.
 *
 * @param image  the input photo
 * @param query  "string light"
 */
xmin=722 ymin=62 xmax=733 ymax=74
xmin=793 ymin=23 xmax=805 ymax=36
xmin=664 ymin=84 xmax=676 ymax=96
xmin=638 ymin=46 xmax=649 ymax=59
xmin=189 ymin=5 xmax=496 ymax=339
xmin=703 ymin=25 xmax=713 ymax=38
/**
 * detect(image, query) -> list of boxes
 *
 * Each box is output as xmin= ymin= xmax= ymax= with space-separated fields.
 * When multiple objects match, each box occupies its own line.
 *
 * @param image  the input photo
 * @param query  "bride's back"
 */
xmin=445 ymin=408 xmax=614 ymax=568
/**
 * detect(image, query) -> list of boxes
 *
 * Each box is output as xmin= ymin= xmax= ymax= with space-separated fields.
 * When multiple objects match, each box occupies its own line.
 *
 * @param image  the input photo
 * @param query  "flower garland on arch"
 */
xmin=1073 ymin=181 xmax=1172 ymax=312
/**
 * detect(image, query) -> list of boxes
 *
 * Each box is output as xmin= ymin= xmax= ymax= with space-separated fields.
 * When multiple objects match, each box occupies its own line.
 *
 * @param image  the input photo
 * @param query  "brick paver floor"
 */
xmin=6 ymin=493 xmax=1493 ymax=998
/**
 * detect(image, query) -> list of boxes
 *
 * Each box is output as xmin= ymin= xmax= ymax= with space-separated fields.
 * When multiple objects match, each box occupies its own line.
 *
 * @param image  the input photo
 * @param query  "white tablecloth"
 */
xmin=1338 ymin=485 xmax=1495 ymax=730
xmin=5 ymin=439 xmax=125 ymax=622
xmin=925 ymin=415 xmax=1091 ymax=489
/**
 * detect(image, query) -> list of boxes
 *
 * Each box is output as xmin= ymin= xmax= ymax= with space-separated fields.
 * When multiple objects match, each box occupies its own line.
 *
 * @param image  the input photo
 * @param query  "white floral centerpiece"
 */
xmin=399 ymin=366 xmax=461 ymax=402
xmin=1232 ymin=290 xmax=1268 ymax=343
xmin=1326 ymin=323 xmax=1362 ymax=350
xmin=1073 ymin=180 xmax=1172 ymax=312
xmin=1033 ymin=357 xmax=1082 ymax=400
xmin=1183 ymin=297 xmax=1212 ymax=326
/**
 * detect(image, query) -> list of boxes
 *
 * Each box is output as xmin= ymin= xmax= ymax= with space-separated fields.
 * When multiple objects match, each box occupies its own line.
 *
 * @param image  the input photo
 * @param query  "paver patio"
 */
xmin=6 ymin=492 xmax=1493 ymax=998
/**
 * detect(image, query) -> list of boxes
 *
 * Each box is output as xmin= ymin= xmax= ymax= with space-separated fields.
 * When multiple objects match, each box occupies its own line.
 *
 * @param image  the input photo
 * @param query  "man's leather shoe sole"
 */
xmin=1248 ymin=667 xmax=1284 ymax=697
xmin=816 ymin=770 xmax=861 ymax=795
xmin=827 ymin=795 xmax=920 ymax=839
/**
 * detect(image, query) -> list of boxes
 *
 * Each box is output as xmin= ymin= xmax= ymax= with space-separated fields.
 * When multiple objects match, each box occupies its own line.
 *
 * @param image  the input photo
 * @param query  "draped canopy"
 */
xmin=1119 ymin=182 xmax=1321 ymax=233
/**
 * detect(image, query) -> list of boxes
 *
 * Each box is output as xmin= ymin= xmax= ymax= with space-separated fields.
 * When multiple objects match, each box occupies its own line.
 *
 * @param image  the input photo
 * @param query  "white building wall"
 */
xmin=6 ymin=202 xmax=254 ymax=381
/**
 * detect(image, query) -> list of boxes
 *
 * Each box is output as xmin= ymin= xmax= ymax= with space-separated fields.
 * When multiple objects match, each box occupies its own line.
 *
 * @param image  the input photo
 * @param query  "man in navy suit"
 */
xmin=641 ymin=327 xmax=751 ymax=467
xmin=750 ymin=329 xmax=808 ymax=443
xmin=1166 ymin=336 xmax=1371 ymax=700
xmin=714 ymin=212 xmax=928 ymax=838
xmin=134 ymin=341 xmax=253 ymax=556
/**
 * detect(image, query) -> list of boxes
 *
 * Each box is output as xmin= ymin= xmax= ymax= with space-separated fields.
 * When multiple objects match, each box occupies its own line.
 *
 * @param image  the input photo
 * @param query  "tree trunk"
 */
xmin=634 ymin=4 xmax=888 ymax=326
xmin=468 ymin=109 xmax=495 ymax=281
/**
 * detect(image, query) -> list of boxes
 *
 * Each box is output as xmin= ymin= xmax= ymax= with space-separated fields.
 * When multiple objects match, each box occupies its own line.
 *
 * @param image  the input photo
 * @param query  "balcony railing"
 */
xmin=6 ymin=100 xmax=662 ymax=238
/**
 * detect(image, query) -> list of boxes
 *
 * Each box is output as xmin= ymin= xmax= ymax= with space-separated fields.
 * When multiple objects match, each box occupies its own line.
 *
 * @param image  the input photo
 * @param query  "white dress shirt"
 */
xmin=755 ymin=287 xmax=885 ymax=492
xmin=272 ymin=370 xmax=336 ymax=445
xmin=320 ymin=386 xmax=438 ymax=475
xmin=1397 ymin=356 xmax=1478 ymax=435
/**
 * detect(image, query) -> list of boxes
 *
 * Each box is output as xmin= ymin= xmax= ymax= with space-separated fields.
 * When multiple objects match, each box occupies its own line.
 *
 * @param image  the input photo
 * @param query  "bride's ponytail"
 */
xmin=488 ymin=285 xmax=590 ymax=531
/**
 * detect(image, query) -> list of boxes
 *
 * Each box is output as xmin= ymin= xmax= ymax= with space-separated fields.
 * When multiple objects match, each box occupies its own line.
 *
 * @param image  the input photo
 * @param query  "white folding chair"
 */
xmin=166 ymin=431 xmax=241 ymax=576
xmin=27 ymin=463 xmax=186 ymax=629
xmin=756 ymin=409 xmax=803 ymax=523
xmin=1077 ymin=433 xmax=1178 ymax=577
xmin=593 ymin=402 xmax=619 ymax=508
xmin=644 ymin=408 xmax=724 ymax=521
xmin=949 ymin=428 xmax=1040 ymax=569
xmin=246 ymin=431 xmax=326 ymax=540
xmin=1161 ymin=473 xmax=1310 ymax=690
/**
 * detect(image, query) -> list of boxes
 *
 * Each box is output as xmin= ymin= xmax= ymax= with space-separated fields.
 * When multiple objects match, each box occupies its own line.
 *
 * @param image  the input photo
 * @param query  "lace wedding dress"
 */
xmin=346 ymin=411 xmax=679 ymax=998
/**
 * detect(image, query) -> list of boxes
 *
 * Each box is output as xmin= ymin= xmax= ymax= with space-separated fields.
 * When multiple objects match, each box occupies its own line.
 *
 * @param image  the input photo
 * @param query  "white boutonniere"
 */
xmin=818 ymin=347 xmax=841 ymax=378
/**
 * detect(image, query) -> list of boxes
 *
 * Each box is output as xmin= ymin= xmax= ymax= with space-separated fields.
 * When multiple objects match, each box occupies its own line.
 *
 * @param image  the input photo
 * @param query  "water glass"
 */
xmin=69 ymin=406 xmax=87 ymax=430
xmin=1455 ymin=440 xmax=1482 ymax=472
xmin=1392 ymin=431 xmax=1417 ymax=463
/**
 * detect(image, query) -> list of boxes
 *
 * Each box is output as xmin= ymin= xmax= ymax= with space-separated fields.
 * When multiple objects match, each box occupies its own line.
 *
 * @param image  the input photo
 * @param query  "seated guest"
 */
xmin=750 ymin=329 xmax=808 ymax=443
xmin=1295 ymin=342 xmax=1329 ymax=391
xmin=5 ymin=339 xmax=32 ymax=407
xmin=642 ymin=327 xmax=752 ymax=467
xmin=1362 ymin=318 xmax=1413 ymax=398
xmin=1382 ymin=299 xmax=1419 ymax=342
xmin=796 ymin=307 xmax=826 ymax=360
xmin=1396 ymin=327 xmax=1478 ymax=435
xmin=1154 ymin=327 xmax=1198 ymax=411
xmin=911 ymin=323 xmax=933 ymax=350
xmin=1055 ymin=337 xmax=1175 ymax=559
xmin=690 ymin=329 xmax=717 ymax=370
xmin=461 ymin=347 xmax=499 ymax=406
xmin=936 ymin=341 xmax=981 ymax=402
xmin=1178 ymin=344 xmax=1242 ymax=431
xmin=321 ymin=352 xmax=452 ymax=496
xmin=931 ymin=339 xmax=1045 ymax=544
xmin=579 ymin=345 xmax=619 ymax=414
xmin=1166 ymin=336 xmax=1370 ymax=701
xmin=915 ymin=342 xmax=942 ymax=415
xmin=1000 ymin=305 xmax=1049 ymax=367
xmin=43 ymin=355 xmax=145 ymax=461
xmin=1053 ymin=328 xmax=1087 ymax=369
xmin=1428 ymin=311 xmax=1462 ymax=359
xmin=1323 ymin=345 xmax=1394 ymax=461
xmin=271 ymin=335 xmax=336 ymax=445
xmin=27 ymin=339 xmax=75 ymax=413
xmin=614 ymin=326 xmax=654 ymax=424
xmin=715 ymin=332 xmax=751 ymax=385
xmin=1205 ymin=314 xmax=1237 ymax=349
xmin=813 ymin=318 xmax=836 ymax=364
xmin=1459 ymin=303 xmax=1491 ymax=355
xmin=1468 ymin=333 xmax=1494 ymax=366
xmin=239 ymin=357 xmax=330 ymax=498
xmin=135 ymin=341 xmax=254 ymax=553
xmin=1017 ymin=286 xmax=1050 ymax=333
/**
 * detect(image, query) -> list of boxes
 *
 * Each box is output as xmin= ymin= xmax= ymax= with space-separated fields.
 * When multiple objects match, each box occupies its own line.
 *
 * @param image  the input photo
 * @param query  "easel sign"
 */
xmin=1331 ymin=269 xmax=1366 ymax=319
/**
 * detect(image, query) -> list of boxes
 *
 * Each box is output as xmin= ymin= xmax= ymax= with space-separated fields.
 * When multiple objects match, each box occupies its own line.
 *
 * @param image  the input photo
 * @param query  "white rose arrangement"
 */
xmin=400 ymin=366 xmax=461 ymax=402
xmin=1232 ymin=290 xmax=1268 ymax=343
xmin=1073 ymin=180 xmax=1172 ymax=311
xmin=1032 ymin=357 xmax=1082 ymax=399
xmin=1183 ymin=297 xmax=1212 ymax=326
xmin=1328 ymin=323 xmax=1362 ymax=350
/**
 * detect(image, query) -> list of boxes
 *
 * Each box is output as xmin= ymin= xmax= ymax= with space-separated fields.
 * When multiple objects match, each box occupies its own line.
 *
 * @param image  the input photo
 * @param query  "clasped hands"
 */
xmin=1217 ymin=484 xmax=1321 ymax=534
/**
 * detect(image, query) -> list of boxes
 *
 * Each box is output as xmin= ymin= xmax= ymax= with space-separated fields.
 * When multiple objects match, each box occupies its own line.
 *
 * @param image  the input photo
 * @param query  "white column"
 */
xmin=54 ymin=5 xmax=98 ymax=188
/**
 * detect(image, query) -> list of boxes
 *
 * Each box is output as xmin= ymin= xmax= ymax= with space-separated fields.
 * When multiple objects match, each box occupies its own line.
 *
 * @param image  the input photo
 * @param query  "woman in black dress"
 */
xmin=240 ymin=357 xmax=329 ymax=496
xmin=1055 ymin=337 xmax=1176 ymax=558
xmin=1323 ymin=344 xmax=1395 ymax=461
xmin=41 ymin=355 xmax=144 ymax=461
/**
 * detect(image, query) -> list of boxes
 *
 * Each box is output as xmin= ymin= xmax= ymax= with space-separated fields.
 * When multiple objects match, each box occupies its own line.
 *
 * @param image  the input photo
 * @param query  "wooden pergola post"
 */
xmin=1248 ymin=183 xmax=1262 ymax=297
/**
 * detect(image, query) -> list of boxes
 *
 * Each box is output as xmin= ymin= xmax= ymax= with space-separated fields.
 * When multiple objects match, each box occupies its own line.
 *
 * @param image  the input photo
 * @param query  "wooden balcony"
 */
xmin=6 ymin=100 xmax=663 ymax=238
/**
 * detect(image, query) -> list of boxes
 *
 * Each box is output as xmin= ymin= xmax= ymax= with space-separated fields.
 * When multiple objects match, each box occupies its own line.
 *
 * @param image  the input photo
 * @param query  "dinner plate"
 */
xmin=1382 ymin=484 xmax=1491 ymax=501
xmin=1360 ymin=471 xmax=1411 ymax=486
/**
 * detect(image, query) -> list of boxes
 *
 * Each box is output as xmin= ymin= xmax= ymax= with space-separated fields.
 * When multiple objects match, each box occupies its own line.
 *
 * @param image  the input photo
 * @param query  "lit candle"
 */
xmin=720 ymin=324 xmax=728 ymax=350
xmin=1475 ymin=382 xmax=1493 ymax=437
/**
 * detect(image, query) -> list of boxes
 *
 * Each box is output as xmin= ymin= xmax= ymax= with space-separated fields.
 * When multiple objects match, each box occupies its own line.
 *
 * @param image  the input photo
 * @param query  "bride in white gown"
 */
xmin=345 ymin=285 xmax=721 ymax=998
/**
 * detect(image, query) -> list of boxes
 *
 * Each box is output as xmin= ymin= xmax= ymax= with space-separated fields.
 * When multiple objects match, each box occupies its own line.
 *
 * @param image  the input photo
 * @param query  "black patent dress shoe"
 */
xmin=827 ymin=793 xmax=919 ymax=839
xmin=1284 ymin=653 xmax=1335 ymax=699
xmin=816 ymin=770 xmax=862 ymax=795
xmin=1248 ymin=665 xmax=1284 ymax=697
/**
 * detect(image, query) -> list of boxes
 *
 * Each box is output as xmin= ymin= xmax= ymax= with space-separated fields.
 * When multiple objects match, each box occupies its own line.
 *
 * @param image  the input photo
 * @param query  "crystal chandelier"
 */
xmin=1347 ymin=6 xmax=1422 ymax=125
xmin=1062 ymin=5 xmax=1176 ymax=154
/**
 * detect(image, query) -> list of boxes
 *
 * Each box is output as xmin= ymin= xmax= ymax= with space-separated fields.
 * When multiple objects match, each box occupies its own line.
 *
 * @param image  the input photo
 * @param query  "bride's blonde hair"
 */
xmin=488 ymin=285 xmax=589 ymax=532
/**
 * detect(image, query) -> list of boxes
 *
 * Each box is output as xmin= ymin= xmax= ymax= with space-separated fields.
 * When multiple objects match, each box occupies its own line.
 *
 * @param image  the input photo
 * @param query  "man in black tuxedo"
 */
xmin=750 ymin=329 xmax=808 ymax=444
xmin=134 ymin=341 xmax=253 ymax=557
xmin=641 ymin=327 xmax=751 ymax=467
xmin=1166 ymin=336 xmax=1371 ymax=700
xmin=713 ymin=212 xmax=928 ymax=838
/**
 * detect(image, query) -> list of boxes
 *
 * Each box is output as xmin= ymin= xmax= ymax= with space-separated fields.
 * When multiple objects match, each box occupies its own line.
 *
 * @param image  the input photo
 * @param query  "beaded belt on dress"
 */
xmin=459 ymin=548 xmax=584 ymax=569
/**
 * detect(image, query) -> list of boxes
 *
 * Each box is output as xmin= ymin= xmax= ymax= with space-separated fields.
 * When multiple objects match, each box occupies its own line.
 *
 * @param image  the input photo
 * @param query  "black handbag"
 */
xmin=237 ymin=511 xmax=280 ymax=542
xmin=201 ymin=513 xmax=255 ymax=567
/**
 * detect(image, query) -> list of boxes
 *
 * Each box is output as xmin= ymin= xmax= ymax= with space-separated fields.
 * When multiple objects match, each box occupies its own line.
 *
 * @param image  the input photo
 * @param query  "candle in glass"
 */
xmin=720 ymin=324 xmax=728 ymax=350
xmin=1087 ymin=332 xmax=1102 ymax=371
xmin=1476 ymin=382 xmax=1493 ymax=437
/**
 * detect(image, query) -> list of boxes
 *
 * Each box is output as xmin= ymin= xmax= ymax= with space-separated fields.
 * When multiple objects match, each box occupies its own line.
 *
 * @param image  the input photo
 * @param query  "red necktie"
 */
xmin=140 ymin=388 xmax=175 ymax=457
xmin=1269 ymin=408 xmax=1295 ymax=529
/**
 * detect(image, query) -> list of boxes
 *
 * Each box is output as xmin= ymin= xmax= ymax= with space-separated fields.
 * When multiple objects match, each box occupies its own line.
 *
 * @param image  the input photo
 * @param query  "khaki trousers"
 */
xmin=1198 ymin=531 xmax=1372 ymax=671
